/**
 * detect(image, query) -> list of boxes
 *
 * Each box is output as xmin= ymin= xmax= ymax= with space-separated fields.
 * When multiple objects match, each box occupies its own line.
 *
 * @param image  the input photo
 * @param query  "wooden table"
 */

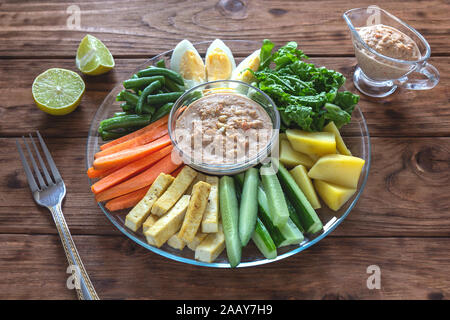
xmin=0 ymin=0 xmax=449 ymax=300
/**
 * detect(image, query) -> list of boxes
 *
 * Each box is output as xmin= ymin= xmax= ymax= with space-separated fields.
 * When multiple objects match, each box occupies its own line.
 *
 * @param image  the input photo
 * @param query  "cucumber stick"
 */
xmin=235 ymin=174 xmax=282 ymax=245
xmin=279 ymin=219 xmax=304 ymax=246
xmin=219 ymin=176 xmax=241 ymax=268
xmin=276 ymin=160 xmax=323 ymax=234
xmin=285 ymin=195 xmax=305 ymax=233
xmin=256 ymin=184 xmax=286 ymax=247
xmin=260 ymin=165 xmax=290 ymax=227
xmin=238 ymin=168 xmax=259 ymax=246
xmin=259 ymin=184 xmax=303 ymax=247
xmin=252 ymin=218 xmax=277 ymax=259
xmin=235 ymin=174 xmax=302 ymax=248
xmin=234 ymin=174 xmax=243 ymax=202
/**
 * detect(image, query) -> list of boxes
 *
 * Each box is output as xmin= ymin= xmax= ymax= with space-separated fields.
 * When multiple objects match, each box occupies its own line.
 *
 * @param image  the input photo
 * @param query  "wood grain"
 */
xmin=0 ymin=57 xmax=449 ymax=138
xmin=1 ymin=0 xmax=449 ymax=301
xmin=0 ymin=137 xmax=448 ymax=237
xmin=0 ymin=234 xmax=448 ymax=299
xmin=0 ymin=0 xmax=448 ymax=58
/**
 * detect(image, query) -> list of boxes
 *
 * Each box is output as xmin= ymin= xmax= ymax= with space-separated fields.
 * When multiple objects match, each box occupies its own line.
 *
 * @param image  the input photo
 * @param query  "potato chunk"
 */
xmin=290 ymin=165 xmax=321 ymax=209
xmin=279 ymin=139 xmax=314 ymax=169
xmin=323 ymin=121 xmax=352 ymax=156
xmin=313 ymin=180 xmax=356 ymax=211
xmin=286 ymin=129 xmax=336 ymax=157
xmin=308 ymin=154 xmax=365 ymax=189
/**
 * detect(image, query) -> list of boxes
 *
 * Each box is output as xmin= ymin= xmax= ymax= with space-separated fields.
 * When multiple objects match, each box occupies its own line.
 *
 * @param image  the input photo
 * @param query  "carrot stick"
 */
xmin=87 ymin=166 xmax=120 ymax=179
xmin=104 ymin=187 xmax=149 ymax=212
xmin=96 ymin=124 xmax=168 ymax=159
xmin=95 ymin=154 xmax=180 ymax=202
xmin=91 ymin=145 xmax=173 ymax=194
xmin=93 ymin=134 xmax=171 ymax=170
xmin=95 ymin=124 xmax=168 ymax=159
xmin=99 ymin=114 xmax=169 ymax=151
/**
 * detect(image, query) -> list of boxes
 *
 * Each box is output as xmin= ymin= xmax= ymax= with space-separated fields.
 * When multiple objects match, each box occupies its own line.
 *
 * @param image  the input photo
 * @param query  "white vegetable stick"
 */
xmin=195 ymin=224 xmax=225 ymax=263
xmin=151 ymin=166 xmax=197 ymax=216
xmin=125 ymin=173 xmax=174 ymax=232
xmin=145 ymin=195 xmax=190 ymax=247
xmin=201 ymin=175 xmax=219 ymax=233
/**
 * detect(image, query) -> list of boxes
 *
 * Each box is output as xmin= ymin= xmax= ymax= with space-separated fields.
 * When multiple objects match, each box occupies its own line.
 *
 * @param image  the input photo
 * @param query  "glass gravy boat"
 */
xmin=343 ymin=7 xmax=439 ymax=97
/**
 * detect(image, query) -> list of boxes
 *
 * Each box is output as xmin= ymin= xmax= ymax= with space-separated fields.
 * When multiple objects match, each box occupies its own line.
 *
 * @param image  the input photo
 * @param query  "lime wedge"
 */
xmin=76 ymin=34 xmax=115 ymax=75
xmin=32 ymin=68 xmax=85 ymax=116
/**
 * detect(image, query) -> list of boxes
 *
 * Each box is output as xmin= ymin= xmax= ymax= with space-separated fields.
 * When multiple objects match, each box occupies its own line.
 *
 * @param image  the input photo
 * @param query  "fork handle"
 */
xmin=50 ymin=204 xmax=100 ymax=300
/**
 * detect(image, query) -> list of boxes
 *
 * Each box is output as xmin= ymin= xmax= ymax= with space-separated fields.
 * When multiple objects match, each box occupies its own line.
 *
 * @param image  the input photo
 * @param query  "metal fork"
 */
xmin=16 ymin=131 xmax=99 ymax=300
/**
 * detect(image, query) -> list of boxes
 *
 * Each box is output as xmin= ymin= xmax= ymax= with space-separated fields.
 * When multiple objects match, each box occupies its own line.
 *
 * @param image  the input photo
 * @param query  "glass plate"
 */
xmin=86 ymin=40 xmax=371 ymax=268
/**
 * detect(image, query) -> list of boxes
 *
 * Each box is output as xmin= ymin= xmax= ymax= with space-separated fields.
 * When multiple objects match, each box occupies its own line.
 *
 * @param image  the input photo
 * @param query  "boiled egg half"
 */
xmin=205 ymin=39 xmax=236 ymax=82
xmin=231 ymin=49 xmax=261 ymax=83
xmin=170 ymin=39 xmax=206 ymax=89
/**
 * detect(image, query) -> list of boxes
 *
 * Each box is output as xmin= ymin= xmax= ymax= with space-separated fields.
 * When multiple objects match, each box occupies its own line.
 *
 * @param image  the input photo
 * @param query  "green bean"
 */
xmin=100 ymin=130 xmax=127 ymax=141
xmin=147 ymin=91 xmax=184 ymax=105
xmin=183 ymin=90 xmax=203 ymax=104
xmin=152 ymin=102 xmax=174 ymax=122
xmin=99 ymin=114 xmax=152 ymax=131
xmin=164 ymin=77 xmax=184 ymax=92
xmin=137 ymin=67 xmax=184 ymax=86
xmin=121 ymin=99 xmax=152 ymax=114
xmin=136 ymin=80 xmax=162 ymax=114
xmin=114 ymin=111 xmax=135 ymax=117
xmin=142 ymin=104 xmax=156 ymax=115
xmin=123 ymin=76 xmax=165 ymax=90
xmin=156 ymin=59 xmax=166 ymax=68
xmin=120 ymin=102 xmax=134 ymax=112
xmin=99 ymin=127 xmax=143 ymax=141
xmin=105 ymin=129 xmax=140 ymax=140
xmin=116 ymin=90 xmax=139 ymax=106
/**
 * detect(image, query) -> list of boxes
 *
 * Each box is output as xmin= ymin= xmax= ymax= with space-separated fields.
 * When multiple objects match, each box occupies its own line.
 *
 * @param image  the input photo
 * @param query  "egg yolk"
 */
xmin=180 ymin=50 xmax=206 ymax=82
xmin=238 ymin=55 xmax=260 ymax=83
xmin=206 ymin=48 xmax=232 ymax=81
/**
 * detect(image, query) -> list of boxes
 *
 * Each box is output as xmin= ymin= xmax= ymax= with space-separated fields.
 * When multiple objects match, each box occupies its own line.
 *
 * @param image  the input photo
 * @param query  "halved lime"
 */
xmin=32 ymin=68 xmax=85 ymax=116
xmin=76 ymin=34 xmax=115 ymax=76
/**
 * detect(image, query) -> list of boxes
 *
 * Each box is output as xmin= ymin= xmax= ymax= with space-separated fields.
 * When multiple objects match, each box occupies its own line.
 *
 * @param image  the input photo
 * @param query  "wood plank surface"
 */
xmin=0 ymin=0 xmax=449 ymax=301
xmin=0 ymin=57 xmax=449 ymax=138
xmin=0 ymin=0 xmax=448 ymax=58
xmin=0 ymin=137 xmax=448 ymax=237
xmin=0 ymin=234 xmax=448 ymax=300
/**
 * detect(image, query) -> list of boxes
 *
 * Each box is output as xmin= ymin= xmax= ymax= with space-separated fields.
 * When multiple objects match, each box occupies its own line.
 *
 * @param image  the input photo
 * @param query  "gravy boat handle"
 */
xmin=397 ymin=62 xmax=440 ymax=90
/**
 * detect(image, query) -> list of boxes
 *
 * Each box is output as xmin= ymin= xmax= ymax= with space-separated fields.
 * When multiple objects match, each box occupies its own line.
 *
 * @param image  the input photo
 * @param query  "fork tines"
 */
xmin=16 ymin=131 xmax=62 ymax=192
